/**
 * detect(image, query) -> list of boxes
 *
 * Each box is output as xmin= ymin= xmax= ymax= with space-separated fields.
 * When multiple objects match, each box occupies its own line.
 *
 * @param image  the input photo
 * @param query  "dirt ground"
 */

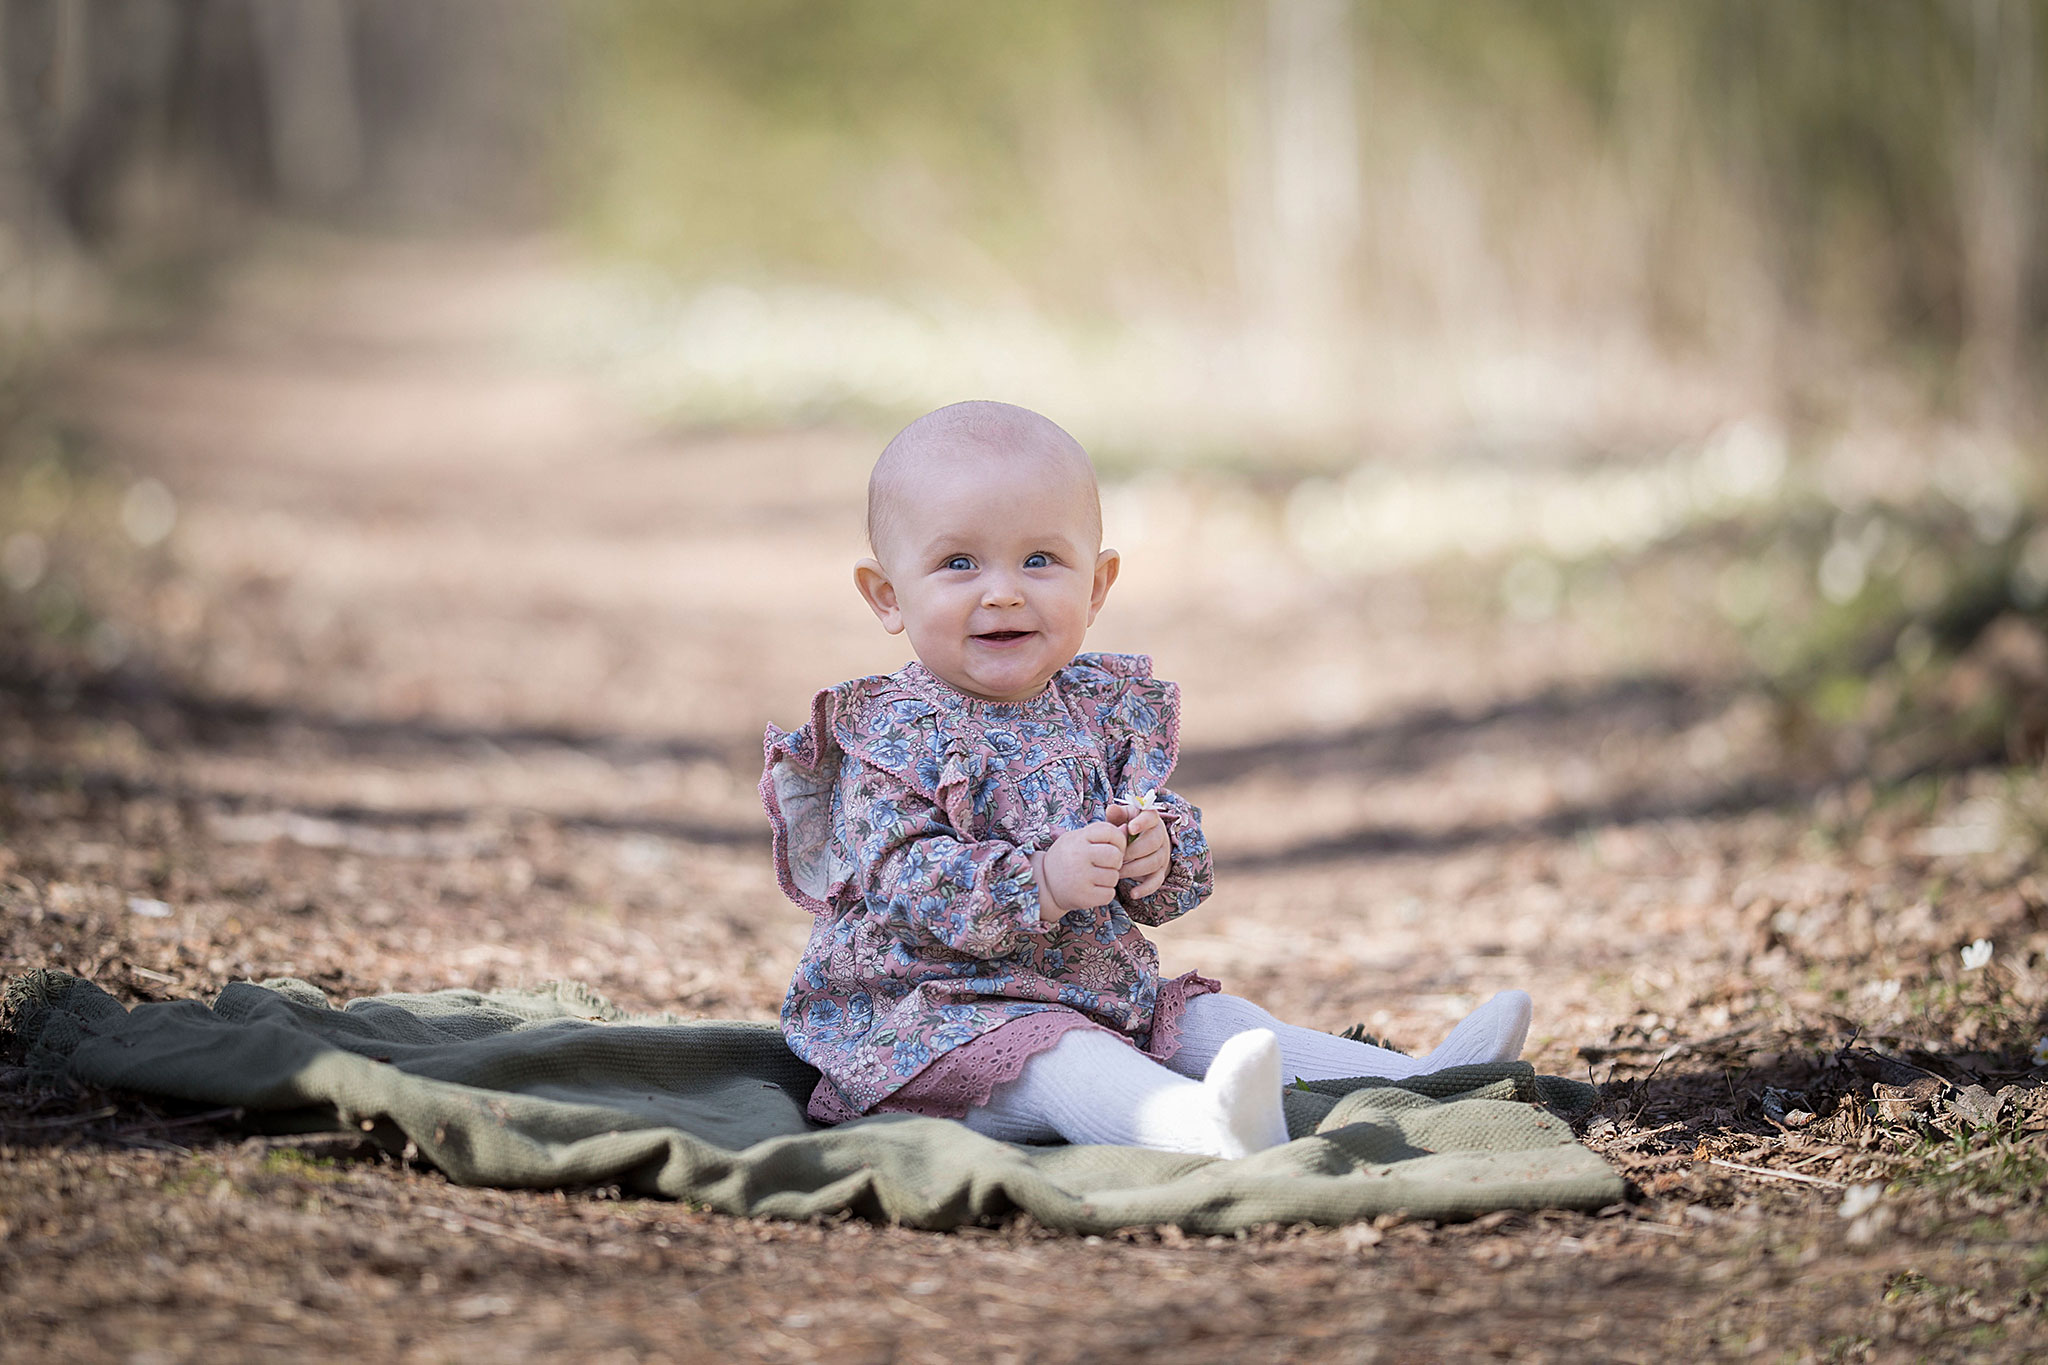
xmin=3 ymin=236 xmax=2046 ymax=1363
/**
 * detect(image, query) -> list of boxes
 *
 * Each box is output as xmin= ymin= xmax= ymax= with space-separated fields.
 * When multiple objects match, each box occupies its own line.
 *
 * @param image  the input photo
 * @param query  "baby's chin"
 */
xmin=928 ymin=655 xmax=1059 ymax=703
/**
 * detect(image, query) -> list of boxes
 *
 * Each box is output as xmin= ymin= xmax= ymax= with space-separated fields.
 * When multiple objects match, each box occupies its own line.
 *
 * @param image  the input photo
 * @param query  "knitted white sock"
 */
xmin=960 ymin=1026 xmax=1290 ymax=1158
xmin=1418 ymin=990 xmax=1534 ymax=1070
xmin=1165 ymin=990 xmax=1532 ymax=1083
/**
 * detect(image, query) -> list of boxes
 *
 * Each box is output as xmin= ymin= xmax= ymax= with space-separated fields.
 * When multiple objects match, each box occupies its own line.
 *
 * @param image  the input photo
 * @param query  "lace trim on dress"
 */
xmin=878 ymin=1010 xmax=1111 ymax=1119
xmin=806 ymin=1073 xmax=864 ymax=1125
xmin=1143 ymin=969 xmax=1223 ymax=1062
xmin=867 ymin=971 xmax=1225 ymax=1121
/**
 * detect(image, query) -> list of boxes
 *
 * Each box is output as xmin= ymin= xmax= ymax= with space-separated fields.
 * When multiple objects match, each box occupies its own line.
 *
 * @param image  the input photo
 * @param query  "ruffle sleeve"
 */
xmin=761 ymin=680 xmax=862 ymax=915
xmin=762 ymin=672 xmax=972 ymax=915
xmin=762 ymin=672 xmax=1057 ymax=956
xmin=1058 ymin=652 xmax=1213 ymax=925
xmin=1059 ymin=652 xmax=1182 ymax=798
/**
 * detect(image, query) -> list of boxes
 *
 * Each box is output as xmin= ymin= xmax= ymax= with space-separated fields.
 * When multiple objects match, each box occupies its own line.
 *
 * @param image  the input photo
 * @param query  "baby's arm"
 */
xmin=845 ymin=754 xmax=1062 ymax=958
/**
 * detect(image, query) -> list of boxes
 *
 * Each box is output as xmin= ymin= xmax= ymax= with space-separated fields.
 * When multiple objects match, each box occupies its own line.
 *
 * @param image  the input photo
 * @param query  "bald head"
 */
xmin=867 ymin=401 xmax=1101 ymax=561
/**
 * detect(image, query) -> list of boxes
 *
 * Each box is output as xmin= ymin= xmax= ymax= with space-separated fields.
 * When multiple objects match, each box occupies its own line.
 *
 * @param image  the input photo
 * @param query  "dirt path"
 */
xmin=3 ymin=236 xmax=2044 ymax=1362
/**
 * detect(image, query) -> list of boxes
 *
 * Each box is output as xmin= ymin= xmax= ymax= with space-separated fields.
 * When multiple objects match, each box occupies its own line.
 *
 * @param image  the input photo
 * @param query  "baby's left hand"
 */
xmin=1107 ymin=801 xmax=1171 ymax=898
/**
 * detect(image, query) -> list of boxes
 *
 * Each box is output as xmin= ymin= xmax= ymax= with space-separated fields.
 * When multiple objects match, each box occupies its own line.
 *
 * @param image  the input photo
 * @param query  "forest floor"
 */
xmin=3 ymin=236 xmax=2046 ymax=1363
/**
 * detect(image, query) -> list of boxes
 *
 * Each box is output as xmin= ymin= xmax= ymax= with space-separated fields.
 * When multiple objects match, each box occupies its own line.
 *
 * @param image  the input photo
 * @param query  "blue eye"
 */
xmin=1024 ymin=552 xmax=1050 ymax=569
xmin=944 ymin=555 xmax=973 ymax=571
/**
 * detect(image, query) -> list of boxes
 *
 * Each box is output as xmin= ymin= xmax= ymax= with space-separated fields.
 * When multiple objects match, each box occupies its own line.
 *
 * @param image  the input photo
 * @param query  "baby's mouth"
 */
xmin=973 ymin=630 xmax=1034 ymax=643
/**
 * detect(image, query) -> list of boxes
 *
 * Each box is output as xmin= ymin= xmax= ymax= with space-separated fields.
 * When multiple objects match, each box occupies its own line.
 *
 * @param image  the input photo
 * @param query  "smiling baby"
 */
xmin=761 ymin=400 xmax=1531 ymax=1157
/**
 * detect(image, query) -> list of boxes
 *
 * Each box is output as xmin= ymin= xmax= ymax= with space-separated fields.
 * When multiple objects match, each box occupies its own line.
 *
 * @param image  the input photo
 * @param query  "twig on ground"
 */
xmin=0 ymin=1106 xmax=118 ymax=1130
xmin=109 ymin=1134 xmax=193 ymax=1155
xmin=1704 ymin=1157 xmax=1846 ymax=1189
xmin=1582 ymin=1023 xmax=1763 ymax=1064
xmin=312 ymin=1182 xmax=589 ymax=1261
xmin=236 ymin=1131 xmax=372 ymax=1155
xmin=112 ymin=1107 xmax=242 ymax=1136
xmin=1599 ymin=1121 xmax=1686 ymax=1152
xmin=413 ymin=1204 xmax=588 ymax=1260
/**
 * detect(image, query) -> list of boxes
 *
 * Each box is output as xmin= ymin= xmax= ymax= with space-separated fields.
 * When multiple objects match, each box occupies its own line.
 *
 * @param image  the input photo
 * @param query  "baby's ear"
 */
xmin=1087 ymin=548 xmax=1120 ymax=623
xmin=853 ymin=558 xmax=905 ymax=633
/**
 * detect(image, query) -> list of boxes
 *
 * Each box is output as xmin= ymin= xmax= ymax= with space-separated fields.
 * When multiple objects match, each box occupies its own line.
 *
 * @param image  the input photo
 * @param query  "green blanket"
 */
xmin=4 ymin=970 xmax=1622 ymax=1232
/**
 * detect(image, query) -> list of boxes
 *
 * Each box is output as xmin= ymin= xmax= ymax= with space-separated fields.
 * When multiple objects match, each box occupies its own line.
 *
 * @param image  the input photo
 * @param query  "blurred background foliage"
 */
xmin=1 ymin=1 xmax=2039 ymax=434
xmin=1 ymin=0 xmax=2045 ymax=772
xmin=562 ymin=0 xmax=2044 ymax=442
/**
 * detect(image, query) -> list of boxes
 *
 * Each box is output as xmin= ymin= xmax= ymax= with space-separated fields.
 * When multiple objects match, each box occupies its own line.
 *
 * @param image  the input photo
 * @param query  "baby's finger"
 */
xmin=1126 ymin=832 xmax=1166 ymax=862
xmin=1120 ymin=847 xmax=1166 ymax=880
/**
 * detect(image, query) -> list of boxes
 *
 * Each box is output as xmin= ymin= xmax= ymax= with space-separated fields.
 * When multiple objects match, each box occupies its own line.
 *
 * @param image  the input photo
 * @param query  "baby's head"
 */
xmin=854 ymin=401 xmax=1119 ymax=704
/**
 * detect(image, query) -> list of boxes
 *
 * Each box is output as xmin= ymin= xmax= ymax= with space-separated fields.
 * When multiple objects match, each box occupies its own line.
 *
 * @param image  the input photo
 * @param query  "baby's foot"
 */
xmin=1199 ymin=1028 xmax=1290 ymax=1158
xmin=1419 ymin=990 xmax=1533 ymax=1071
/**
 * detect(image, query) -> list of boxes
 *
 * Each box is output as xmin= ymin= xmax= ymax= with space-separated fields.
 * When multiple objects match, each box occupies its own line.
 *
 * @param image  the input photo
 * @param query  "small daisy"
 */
xmin=1960 ymin=938 xmax=1994 ymax=972
xmin=1116 ymin=788 xmax=1159 ymax=840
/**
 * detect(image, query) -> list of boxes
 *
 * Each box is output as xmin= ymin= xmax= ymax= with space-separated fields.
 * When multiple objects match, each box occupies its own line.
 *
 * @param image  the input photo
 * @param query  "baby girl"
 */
xmin=761 ymin=400 xmax=1532 ymax=1158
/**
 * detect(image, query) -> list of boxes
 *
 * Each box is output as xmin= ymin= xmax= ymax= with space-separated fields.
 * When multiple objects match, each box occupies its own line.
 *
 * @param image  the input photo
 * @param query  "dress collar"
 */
xmin=901 ymin=660 xmax=1064 ymax=718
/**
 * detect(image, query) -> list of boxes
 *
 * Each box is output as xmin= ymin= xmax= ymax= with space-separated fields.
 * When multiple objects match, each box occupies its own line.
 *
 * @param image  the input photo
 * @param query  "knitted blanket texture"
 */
xmin=3 ymin=969 xmax=1623 ymax=1233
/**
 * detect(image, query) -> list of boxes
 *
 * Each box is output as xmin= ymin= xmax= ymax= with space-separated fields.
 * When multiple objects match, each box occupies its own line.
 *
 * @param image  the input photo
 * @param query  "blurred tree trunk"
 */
xmin=1232 ymin=0 xmax=1361 ymax=424
xmin=1956 ymin=0 xmax=2037 ymax=430
xmin=1263 ymin=0 xmax=1359 ymax=332
xmin=0 ymin=0 xmax=112 ymax=337
xmin=0 ymin=0 xmax=552 ymax=256
xmin=250 ymin=0 xmax=363 ymax=209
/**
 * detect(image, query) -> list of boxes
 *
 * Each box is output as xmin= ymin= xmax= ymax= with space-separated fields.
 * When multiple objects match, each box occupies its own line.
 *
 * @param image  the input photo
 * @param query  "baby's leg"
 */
xmin=960 ymin=1027 xmax=1290 ymax=1158
xmin=1164 ymin=991 xmax=1532 ymax=1082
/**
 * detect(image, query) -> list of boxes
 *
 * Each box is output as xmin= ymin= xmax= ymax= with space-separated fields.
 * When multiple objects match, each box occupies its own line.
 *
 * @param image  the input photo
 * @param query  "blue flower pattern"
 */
xmin=762 ymin=654 xmax=1214 ymax=1116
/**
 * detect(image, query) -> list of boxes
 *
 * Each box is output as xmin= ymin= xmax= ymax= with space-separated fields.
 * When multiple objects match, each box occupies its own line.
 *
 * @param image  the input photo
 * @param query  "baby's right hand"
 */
xmin=1033 ymin=822 xmax=1128 ymax=920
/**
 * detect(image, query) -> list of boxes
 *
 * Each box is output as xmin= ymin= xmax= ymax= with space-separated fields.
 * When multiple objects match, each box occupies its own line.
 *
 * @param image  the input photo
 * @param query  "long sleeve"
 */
xmin=843 ymin=753 xmax=1055 ymax=959
xmin=1118 ymin=788 xmax=1213 ymax=925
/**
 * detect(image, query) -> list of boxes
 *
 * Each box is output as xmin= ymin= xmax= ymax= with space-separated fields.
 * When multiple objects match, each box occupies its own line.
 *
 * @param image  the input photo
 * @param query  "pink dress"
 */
xmin=761 ymin=653 xmax=1219 ymax=1122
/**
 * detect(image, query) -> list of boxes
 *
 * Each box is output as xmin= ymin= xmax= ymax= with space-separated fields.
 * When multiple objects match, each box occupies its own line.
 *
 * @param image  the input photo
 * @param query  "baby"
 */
xmin=762 ymin=400 xmax=1531 ymax=1158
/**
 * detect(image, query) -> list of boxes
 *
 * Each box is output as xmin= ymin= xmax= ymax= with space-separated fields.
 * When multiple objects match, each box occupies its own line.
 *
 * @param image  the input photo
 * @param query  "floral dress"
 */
xmin=761 ymin=653 xmax=1218 ymax=1122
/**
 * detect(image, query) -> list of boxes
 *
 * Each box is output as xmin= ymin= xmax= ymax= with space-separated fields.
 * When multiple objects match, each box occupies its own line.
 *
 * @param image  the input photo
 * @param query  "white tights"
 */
xmin=959 ymin=989 xmax=1532 ymax=1158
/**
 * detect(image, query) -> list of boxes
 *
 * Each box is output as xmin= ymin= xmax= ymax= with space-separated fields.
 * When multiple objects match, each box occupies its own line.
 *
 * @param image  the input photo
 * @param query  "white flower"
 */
xmin=1960 ymin=938 xmax=1994 ymax=971
xmin=2031 ymin=1037 xmax=2048 ymax=1068
xmin=1864 ymin=979 xmax=1901 ymax=1004
xmin=1115 ymin=789 xmax=1158 ymax=840
xmin=1838 ymin=1183 xmax=1883 ymax=1220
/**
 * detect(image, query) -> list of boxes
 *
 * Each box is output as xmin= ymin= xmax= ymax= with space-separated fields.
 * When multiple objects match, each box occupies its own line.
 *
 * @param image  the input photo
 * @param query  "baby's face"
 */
xmin=859 ymin=452 xmax=1116 ymax=704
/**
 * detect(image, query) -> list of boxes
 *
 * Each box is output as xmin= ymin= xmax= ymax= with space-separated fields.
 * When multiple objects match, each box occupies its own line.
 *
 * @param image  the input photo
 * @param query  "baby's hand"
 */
xmin=1107 ymin=799 xmax=1172 ymax=898
xmin=1032 ymin=822 xmax=1127 ymax=920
